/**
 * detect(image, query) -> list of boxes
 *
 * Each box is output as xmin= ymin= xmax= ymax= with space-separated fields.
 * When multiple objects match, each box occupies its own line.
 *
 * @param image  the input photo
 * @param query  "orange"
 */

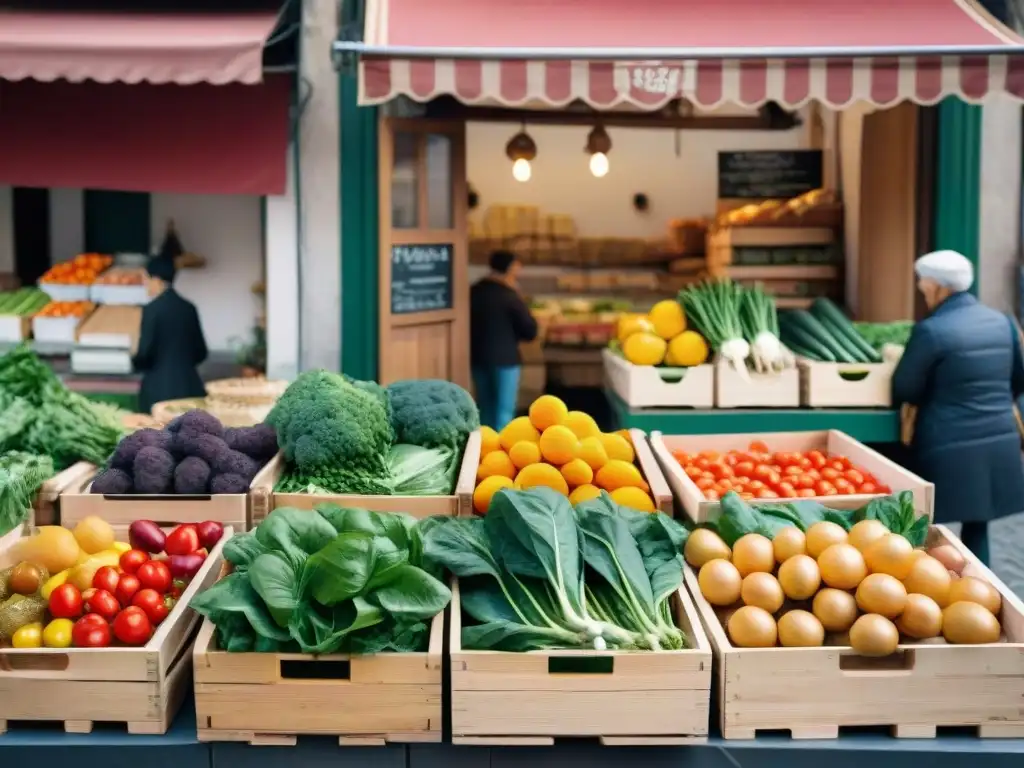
xmin=499 ymin=417 xmax=540 ymax=453
xmin=528 ymin=395 xmax=568 ymax=431
xmin=610 ymin=486 xmax=655 ymax=512
xmin=561 ymin=458 xmax=594 ymax=487
xmin=508 ymin=440 xmax=542 ymax=470
xmin=577 ymin=436 xmax=609 ymax=471
xmin=539 ymin=425 xmax=580 ymax=466
xmin=473 ymin=476 xmax=513 ymax=515
xmin=515 ymin=463 xmax=569 ymax=495
xmin=568 ymin=484 xmax=602 ymax=505
xmin=479 ymin=426 xmax=501 ymax=457
xmin=476 ymin=450 xmax=516 ymax=481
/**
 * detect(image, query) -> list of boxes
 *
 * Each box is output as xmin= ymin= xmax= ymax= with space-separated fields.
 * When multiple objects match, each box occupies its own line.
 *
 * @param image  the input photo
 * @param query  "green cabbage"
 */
xmin=387 ymin=444 xmax=459 ymax=496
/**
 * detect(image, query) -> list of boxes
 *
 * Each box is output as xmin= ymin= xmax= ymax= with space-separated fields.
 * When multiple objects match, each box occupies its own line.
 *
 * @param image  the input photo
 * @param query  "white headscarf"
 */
xmin=914 ymin=250 xmax=974 ymax=292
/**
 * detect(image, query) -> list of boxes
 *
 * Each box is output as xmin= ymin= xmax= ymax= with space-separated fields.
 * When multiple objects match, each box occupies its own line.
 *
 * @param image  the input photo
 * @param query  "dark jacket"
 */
xmin=893 ymin=291 xmax=1024 ymax=524
xmin=132 ymin=288 xmax=208 ymax=414
xmin=470 ymin=277 xmax=538 ymax=367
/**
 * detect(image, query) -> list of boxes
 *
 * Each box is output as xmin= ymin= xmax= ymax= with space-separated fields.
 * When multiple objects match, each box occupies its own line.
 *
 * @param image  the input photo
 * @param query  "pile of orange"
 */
xmin=36 ymin=300 xmax=95 ymax=318
xmin=473 ymin=395 xmax=656 ymax=514
xmin=41 ymin=253 xmax=113 ymax=285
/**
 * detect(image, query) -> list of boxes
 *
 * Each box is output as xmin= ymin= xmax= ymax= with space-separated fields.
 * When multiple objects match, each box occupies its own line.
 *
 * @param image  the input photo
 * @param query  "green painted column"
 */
xmin=339 ymin=71 xmax=379 ymax=380
xmin=932 ymin=98 xmax=983 ymax=295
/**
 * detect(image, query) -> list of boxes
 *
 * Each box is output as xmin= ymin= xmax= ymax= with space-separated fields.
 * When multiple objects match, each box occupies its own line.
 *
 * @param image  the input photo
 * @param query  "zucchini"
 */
xmin=810 ymin=299 xmax=882 ymax=363
xmin=779 ymin=316 xmax=836 ymax=361
xmin=784 ymin=310 xmax=855 ymax=362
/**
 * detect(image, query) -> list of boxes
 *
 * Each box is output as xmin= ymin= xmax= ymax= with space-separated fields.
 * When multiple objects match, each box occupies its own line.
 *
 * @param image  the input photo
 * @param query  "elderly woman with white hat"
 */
xmin=892 ymin=250 xmax=1024 ymax=565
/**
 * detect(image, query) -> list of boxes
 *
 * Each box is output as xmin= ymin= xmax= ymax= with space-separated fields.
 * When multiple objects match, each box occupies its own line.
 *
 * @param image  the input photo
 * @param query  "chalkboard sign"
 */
xmin=718 ymin=150 xmax=823 ymax=200
xmin=391 ymin=243 xmax=453 ymax=314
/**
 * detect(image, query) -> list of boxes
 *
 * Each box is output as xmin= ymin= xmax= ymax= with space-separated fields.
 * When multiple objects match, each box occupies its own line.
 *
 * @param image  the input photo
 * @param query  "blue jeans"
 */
xmin=472 ymin=365 xmax=521 ymax=431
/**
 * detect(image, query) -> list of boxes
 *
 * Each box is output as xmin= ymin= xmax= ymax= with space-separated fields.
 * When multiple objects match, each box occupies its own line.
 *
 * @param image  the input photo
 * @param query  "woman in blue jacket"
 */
xmin=893 ymin=250 xmax=1024 ymax=565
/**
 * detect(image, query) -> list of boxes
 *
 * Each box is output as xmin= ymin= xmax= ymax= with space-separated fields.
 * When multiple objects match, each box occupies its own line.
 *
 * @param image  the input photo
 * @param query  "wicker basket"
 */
xmin=151 ymin=397 xmax=273 ymax=428
xmin=205 ymin=377 xmax=288 ymax=408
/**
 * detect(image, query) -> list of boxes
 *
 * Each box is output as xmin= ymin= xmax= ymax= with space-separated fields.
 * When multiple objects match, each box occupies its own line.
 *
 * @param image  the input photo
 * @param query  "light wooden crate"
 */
xmin=603 ymin=349 xmax=714 ymax=409
xmin=706 ymin=226 xmax=835 ymax=269
xmin=450 ymin=581 xmax=711 ymax=745
xmin=799 ymin=357 xmax=896 ymax=408
xmin=0 ymin=525 xmax=230 ymax=734
xmin=193 ymin=583 xmax=444 ymax=745
xmin=648 ymin=430 xmax=933 ymax=524
xmin=684 ymin=525 xmax=1024 ymax=739
xmin=714 ymin=356 xmax=801 ymax=408
xmin=33 ymin=462 xmax=97 ymax=526
xmin=629 ymin=427 xmax=674 ymax=516
xmin=252 ymin=431 xmax=481 ymax=524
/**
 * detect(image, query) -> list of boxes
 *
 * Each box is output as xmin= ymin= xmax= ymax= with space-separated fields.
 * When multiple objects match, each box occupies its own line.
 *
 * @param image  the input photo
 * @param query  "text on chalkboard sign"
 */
xmin=391 ymin=244 xmax=453 ymax=314
xmin=718 ymin=150 xmax=823 ymax=200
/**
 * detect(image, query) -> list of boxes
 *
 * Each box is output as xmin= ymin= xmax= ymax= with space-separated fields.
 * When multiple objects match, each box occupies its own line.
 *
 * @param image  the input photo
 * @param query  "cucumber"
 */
xmin=810 ymin=298 xmax=882 ymax=363
xmin=784 ymin=310 xmax=855 ymax=362
xmin=779 ymin=316 xmax=837 ymax=361
xmin=812 ymin=313 xmax=871 ymax=363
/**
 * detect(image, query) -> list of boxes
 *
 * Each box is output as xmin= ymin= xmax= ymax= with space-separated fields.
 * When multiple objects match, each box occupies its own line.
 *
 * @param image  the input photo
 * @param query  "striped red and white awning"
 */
xmin=354 ymin=0 xmax=1024 ymax=110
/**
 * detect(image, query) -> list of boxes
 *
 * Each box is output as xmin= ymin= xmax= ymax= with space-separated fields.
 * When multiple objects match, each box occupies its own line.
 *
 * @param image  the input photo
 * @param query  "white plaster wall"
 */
xmin=978 ymin=95 xmax=1021 ymax=315
xmin=265 ymin=147 xmax=300 ymax=380
xmin=297 ymin=0 xmax=341 ymax=371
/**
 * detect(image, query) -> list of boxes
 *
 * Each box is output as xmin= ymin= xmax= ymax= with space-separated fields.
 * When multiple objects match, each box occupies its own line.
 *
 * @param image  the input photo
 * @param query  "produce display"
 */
xmin=669 ymin=440 xmax=892 ymax=501
xmin=688 ymin=490 xmax=1003 ymax=653
xmin=779 ymin=299 xmax=885 ymax=364
xmin=35 ymin=300 xmax=95 ymax=319
xmin=40 ymin=254 xmax=112 ymax=285
xmin=94 ymin=268 xmax=145 ymax=286
xmin=90 ymin=410 xmax=277 ymax=495
xmin=424 ymin=487 xmax=689 ymax=651
xmin=0 ymin=346 xmax=131 ymax=533
xmin=679 ymin=279 xmax=794 ymax=375
xmin=611 ymin=299 xmax=710 ymax=368
xmin=0 ymin=288 xmax=50 ymax=317
xmin=475 ymin=394 xmax=656 ymax=513
xmin=853 ymin=321 xmax=913 ymax=351
xmin=191 ymin=505 xmax=450 ymax=653
xmin=268 ymin=372 xmax=479 ymax=497
xmin=0 ymin=515 xmax=223 ymax=648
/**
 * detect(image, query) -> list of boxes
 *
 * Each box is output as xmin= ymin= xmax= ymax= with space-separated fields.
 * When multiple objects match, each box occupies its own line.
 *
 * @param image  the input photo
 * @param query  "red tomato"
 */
xmin=136 ymin=560 xmax=172 ymax=594
xmin=753 ymin=465 xmax=774 ymax=481
xmin=671 ymin=450 xmax=690 ymax=465
xmin=757 ymin=488 xmax=779 ymax=499
xmin=132 ymin=588 xmax=170 ymax=625
xmin=84 ymin=589 xmax=120 ymax=621
xmin=724 ymin=453 xmax=739 ymax=467
xmin=821 ymin=467 xmax=841 ymax=481
xmin=711 ymin=463 xmax=734 ymax=479
xmin=748 ymin=440 xmax=770 ymax=454
xmin=49 ymin=583 xmax=83 ymax=619
xmin=807 ymin=450 xmax=828 ymax=469
xmin=844 ymin=469 xmax=865 ymax=486
xmin=747 ymin=480 xmax=766 ymax=491
xmin=113 ymin=606 xmax=153 ymax=646
xmin=777 ymin=480 xmax=796 ymax=495
xmin=829 ymin=460 xmax=846 ymax=472
xmin=798 ymin=488 xmax=818 ymax=497
xmin=119 ymin=549 xmax=150 ymax=575
xmin=696 ymin=477 xmax=715 ymax=491
xmin=115 ymin=574 xmax=141 ymax=606
xmin=735 ymin=461 xmax=755 ymax=476
xmin=877 ymin=484 xmax=892 ymax=494
xmin=704 ymin=489 xmax=721 ymax=501
xmin=783 ymin=465 xmax=803 ymax=477
xmin=685 ymin=466 xmax=703 ymax=481
xmin=699 ymin=450 xmax=720 ymax=462
xmin=694 ymin=457 xmax=711 ymax=471
xmin=859 ymin=482 xmax=878 ymax=494
xmin=164 ymin=525 xmax=200 ymax=556
xmin=92 ymin=566 xmax=120 ymax=594
xmin=72 ymin=615 xmax=111 ymax=647
xmin=816 ymin=480 xmax=837 ymax=496
xmin=740 ymin=492 xmax=755 ymax=500
xmin=797 ymin=456 xmax=812 ymax=470
xmin=796 ymin=474 xmax=817 ymax=490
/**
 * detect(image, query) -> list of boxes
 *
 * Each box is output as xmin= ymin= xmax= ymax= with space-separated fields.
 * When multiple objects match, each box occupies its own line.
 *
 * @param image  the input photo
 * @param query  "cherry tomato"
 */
xmin=783 ymin=465 xmax=803 ymax=477
xmin=777 ymin=480 xmax=796 ymax=495
xmin=49 ymin=583 xmax=83 ymax=619
xmin=84 ymin=589 xmax=120 ymax=621
xmin=711 ymin=463 xmax=734 ymax=479
xmin=829 ymin=460 xmax=846 ymax=472
xmin=72 ymin=615 xmax=111 ymax=648
xmin=797 ymin=456 xmax=812 ymax=470
xmin=119 ymin=549 xmax=150 ymax=575
xmin=671 ymin=450 xmax=691 ymax=465
xmin=807 ymin=450 xmax=828 ymax=469
xmin=169 ymin=579 xmax=188 ymax=599
xmin=132 ymin=588 xmax=170 ymax=625
xmin=747 ymin=480 xmax=766 ymax=491
xmin=113 ymin=606 xmax=153 ymax=646
xmin=685 ymin=466 xmax=703 ymax=480
xmin=136 ymin=560 xmax=172 ymax=594
xmin=756 ymin=488 xmax=779 ymax=499
xmin=735 ymin=461 xmax=755 ymax=477
xmin=821 ymin=467 xmax=841 ymax=481
xmin=877 ymin=484 xmax=892 ymax=494
xmin=724 ymin=453 xmax=739 ymax=467
xmin=748 ymin=440 xmax=769 ymax=454
xmin=704 ymin=490 xmax=720 ymax=501
xmin=753 ymin=465 xmax=774 ymax=481
xmin=798 ymin=488 xmax=818 ymax=497
xmin=859 ymin=482 xmax=878 ymax=494
xmin=796 ymin=474 xmax=817 ymax=490
xmin=115 ymin=574 xmax=141 ymax=606
xmin=696 ymin=478 xmax=715 ymax=492
xmin=92 ymin=566 xmax=120 ymax=594
xmin=164 ymin=525 xmax=200 ymax=556
xmin=699 ymin=450 xmax=720 ymax=462
xmin=816 ymin=480 xmax=837 ymax=496
xmin=844 ymin=469 xmax=865 ymax=486
xmin=694 ymin=457 xmax=711 ymax=471
xmin=740 ymin=492 xmax=755 ymax=500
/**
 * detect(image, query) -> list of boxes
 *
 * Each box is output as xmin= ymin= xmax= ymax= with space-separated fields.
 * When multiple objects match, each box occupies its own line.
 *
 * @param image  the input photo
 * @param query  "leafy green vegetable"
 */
xmin=853 ymin=491 xmax=928 ymax=547
xmin=0 ymin=451 xmax=55 ymax=536
xmin=192 ymin=505 xmax=451 ymax=654
xmin=385 ymin=379 xmax=480 ymax=452
xmin=387 ymin=444 xmax=459 ymax=496
xmin=423 ymin=488 xmax=690 ymax=652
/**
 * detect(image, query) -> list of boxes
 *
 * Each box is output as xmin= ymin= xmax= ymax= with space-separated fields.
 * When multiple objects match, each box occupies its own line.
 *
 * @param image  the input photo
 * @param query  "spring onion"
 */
xmin=739 ymin=284 xmax=794 ymax=373
xmin=678 ymin=279 xmax=750 ymax=377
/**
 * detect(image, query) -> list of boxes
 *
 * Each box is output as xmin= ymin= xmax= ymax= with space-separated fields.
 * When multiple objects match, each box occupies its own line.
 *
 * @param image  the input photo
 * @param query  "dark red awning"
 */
xmin=0 ymin=76 xmax=292 ymax=195
xmin=357 ymin=0 xmax=1024 ymax=108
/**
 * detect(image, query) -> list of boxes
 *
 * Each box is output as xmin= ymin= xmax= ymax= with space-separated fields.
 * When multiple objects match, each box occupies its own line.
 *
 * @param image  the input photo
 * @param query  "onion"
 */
xmin=720 ymin=338 xmax=752 ymax=379
xmin=927 ymin=545 xmax=966 ymax=575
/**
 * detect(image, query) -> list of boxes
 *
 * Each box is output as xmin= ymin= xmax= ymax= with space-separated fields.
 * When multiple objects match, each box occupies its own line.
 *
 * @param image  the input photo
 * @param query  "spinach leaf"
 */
xmin=223 ymin=531 xmax=269 ymax=573
xmin=249 ymin=550 xmax=305 ymax=628
xmin=191 ymin=572 xmax=291 ymax=643
xmin=288 ymin=595 xmax=385 ymax=654
xmin=302 ymin=531 xmax=405 ymax=606
xmin=255 ymin=507 xmax=337 ymax=560
xmin=369 ymin=563 xmax=451 ymax=623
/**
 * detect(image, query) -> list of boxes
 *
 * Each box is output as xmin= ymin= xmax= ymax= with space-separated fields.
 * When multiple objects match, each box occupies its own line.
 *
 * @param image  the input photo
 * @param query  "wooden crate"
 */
xmin=450 ymin=581 xmax=711 ymax=745
xmin=715 ymin=356 xmax=801 ymax=408
xmin=59 ymin=462 xmax=265 ymax=539
xmin=32 ymin=462 xmax=97 ymax=526
xmin=193 ymin=583 xmax=444 ymax=746
xmin=0 ymin=315 xmax=31 ymax=343
xmin=0 ymin=525 xmax=230 ymax=734
xmin=648 ymin=430 xmax=933 ymax=524
xmin=684 ymin=525 xmax=1024 ymax=739
xmin=707 ymin=226 xmax=835 ymax=269
xmin=253 ymin=431 xmax=481 ymax=525
xmin=799 ymin=357 xmax=895 ymax=408
xmin=629 ymin=428 xmax=673 ymax=516
xmin=603 ymin=348 xmax=714 ymax=408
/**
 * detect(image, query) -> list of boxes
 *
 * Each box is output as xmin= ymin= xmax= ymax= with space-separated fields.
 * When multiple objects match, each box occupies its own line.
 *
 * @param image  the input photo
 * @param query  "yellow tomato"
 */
xmin=41 ymin=569 xmax=70 ymax=599
xmin=42 ymin=618 xmax=74 ymax=648
xmin=12 ymin=622 xmax=43 ymax=648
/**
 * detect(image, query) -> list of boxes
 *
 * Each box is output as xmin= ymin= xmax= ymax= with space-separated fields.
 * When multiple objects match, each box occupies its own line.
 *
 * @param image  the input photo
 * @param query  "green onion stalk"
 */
xmin=679 ymin=279 xmax=751 ymax=378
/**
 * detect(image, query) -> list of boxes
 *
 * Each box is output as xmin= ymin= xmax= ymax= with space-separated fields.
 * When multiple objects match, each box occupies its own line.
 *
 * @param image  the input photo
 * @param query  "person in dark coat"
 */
xmin=470 ymin=250 xmax=538 ymax=430
xmin=892 ymin=250 xmax=1024 ymax=565
xmin=132 ymin=256 xmax=208 ymax=414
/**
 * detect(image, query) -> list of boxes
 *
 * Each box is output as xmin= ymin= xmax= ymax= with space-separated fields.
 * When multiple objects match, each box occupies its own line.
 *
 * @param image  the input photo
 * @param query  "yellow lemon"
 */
xmin=598 ymin=432 xmax=634 ymax=463
xmin=610 ymin=486 xmax=656 ymax=512
xmin=596 ymin=460 xmax=649 ymax=492
xmin=477 ymin=450 xmax=516 ymax=481
xmin=539 ymin=425 xmax=580 ymax=465
xmin=617 ymin=314 xmax=655 ymax=344
xmin=563 ymin=410 xmax=600 ymax=440
xmin=499 ymin=416 xmax=540 ymax=453
xmin=508 ymin=440 xmax=542 ymax=469
xmin=515 ymin=464 xmax=569 ymax=495
xmin=529 ymin=395 xmax=568 ymax=431
xmin=666 ymin=330 xmax=709 ymax=367
xmin=578 ymin=436 xmax=609 ymax=471
xmin=648 ymin=299 xmax=686 ymax=340
xmin=479 ymin=426 xmax=501 ymax=456
xmin=473 ymin=476 xmax=513 ymax=515
xmin=622 ymin=332 xmax=667 ymax=366
xmin=561 ymin=458 xmax=594 ymax=487
xmin=569 ymin=484 xmax=602 ymax=505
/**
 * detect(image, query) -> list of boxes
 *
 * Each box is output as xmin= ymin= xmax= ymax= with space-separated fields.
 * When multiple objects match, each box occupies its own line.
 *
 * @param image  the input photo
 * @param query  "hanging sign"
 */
xmin=718 ymin=150 xmax=823 ymax=200
xmin=390 ymin=243 xmax=453 ymax=314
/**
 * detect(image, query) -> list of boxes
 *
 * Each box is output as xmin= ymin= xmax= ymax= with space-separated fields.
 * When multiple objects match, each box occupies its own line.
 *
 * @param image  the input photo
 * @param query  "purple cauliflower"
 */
xmin=109 ymin=428 xmax=173 ymax=471
xmin=133 ymin=446 xmax=176 ymax=494
xmin=166 ymin=410 xmax=225 ymax=439
xmin=225 ymin=424 xmax=278 ymax=462
xmin=211 ymin=450 xmax=259 ymax=483
xmin=177 ymin=432 xmax=231 ymax=464
xmin=91 ymin=468 xmax=133 ymax=495
xmin=210 ymin=473 xmax=249 ymax=494
xmin=173 ymin=456 xmax=212 ymax=494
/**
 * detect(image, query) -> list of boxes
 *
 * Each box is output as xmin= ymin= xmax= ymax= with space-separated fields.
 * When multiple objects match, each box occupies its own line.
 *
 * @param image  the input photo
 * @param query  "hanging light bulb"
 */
xmin=505 ymin=124 xmax=537 ymax=183
xmin=585 ymin=125 xmax=612 ymax=178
